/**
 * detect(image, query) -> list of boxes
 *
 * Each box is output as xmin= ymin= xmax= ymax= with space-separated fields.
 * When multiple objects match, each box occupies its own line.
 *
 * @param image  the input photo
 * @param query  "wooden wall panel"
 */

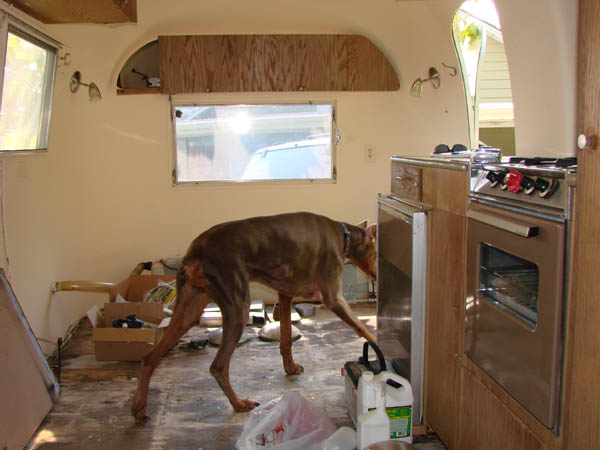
xmin=424 ymin=209 xmax=466 ymax=450
xmin=159 ymin=34 xmax=398 ymax=94
xmin=563 ymin=0 xmax=600 ymax=448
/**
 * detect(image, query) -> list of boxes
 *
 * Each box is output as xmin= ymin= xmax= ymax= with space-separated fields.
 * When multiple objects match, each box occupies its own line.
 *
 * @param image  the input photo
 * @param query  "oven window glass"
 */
xmin=478 ymin=242 xmax=539 ymax=328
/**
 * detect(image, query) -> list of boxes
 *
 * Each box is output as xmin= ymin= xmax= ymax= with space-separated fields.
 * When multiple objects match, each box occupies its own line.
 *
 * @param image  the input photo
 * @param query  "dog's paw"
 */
xmin=285 ymin=363 xmax=304 ymax=376
xmin=134 ymin=414 xmax=150 ymax=425
xmin=131 ymin=395 xmax=148 ymax=423
xmin=233 ymin=398 xmax=260 ymax=412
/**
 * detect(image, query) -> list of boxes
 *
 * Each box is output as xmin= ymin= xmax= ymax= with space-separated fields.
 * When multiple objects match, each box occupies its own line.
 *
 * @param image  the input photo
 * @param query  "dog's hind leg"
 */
xmin=209 ymin=295 xmax=259 ymax=412
xmin=131 ymin=283 xmax=210 ymax=423
xmin=278 ymin=293 xmax=303 ymax=375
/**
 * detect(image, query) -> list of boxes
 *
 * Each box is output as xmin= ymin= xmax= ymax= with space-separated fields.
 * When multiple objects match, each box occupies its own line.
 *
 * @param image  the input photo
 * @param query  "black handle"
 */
xmin=359 ymin=340 xmax=387 ymax=374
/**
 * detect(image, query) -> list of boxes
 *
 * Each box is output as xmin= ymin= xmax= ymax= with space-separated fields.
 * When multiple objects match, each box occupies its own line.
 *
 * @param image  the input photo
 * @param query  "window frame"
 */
xmin=170 ymin=100 xmax=339 ymax=186
xmin=0 ymin=13 xmax=59 ymax=154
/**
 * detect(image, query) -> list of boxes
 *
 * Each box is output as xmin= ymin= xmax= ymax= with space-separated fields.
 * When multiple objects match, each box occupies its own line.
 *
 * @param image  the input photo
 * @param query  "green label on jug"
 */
xmin=386 ymin=406 xmax=412 ymax=438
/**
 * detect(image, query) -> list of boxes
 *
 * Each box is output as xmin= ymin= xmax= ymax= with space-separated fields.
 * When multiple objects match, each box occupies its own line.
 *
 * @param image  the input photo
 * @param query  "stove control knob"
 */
xmin=534 ymin=177 xmax=550 ymax=193
xmin=505 ymin=170 xmax=524 ymax=193
xmin=521 ymin=176 xmax=535 ymax=194
xmin=500 ymin=172 xmax=510 ymax=190
xmin=538 ymin=177 xmax=560 ymax=198
xmin=577 ymin=133 xmax=595 ymax=150
xmin=485 ymin=171 xmax=503 ymax=187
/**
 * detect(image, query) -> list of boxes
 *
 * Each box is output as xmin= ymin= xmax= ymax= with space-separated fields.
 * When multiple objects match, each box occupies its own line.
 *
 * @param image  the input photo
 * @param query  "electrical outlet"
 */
xmin=365 ymin=145 xmax=376 ymax=163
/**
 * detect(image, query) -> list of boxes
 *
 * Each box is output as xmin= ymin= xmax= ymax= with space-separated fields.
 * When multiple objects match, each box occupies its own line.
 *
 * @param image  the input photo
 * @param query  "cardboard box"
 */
xmin=90 ymin=274 xmax=174 ymax=361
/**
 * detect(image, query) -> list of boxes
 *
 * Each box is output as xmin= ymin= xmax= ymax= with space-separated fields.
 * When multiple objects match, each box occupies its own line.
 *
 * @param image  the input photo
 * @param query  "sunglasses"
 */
xmin=434 ymin=143 xmax=468 ymax=154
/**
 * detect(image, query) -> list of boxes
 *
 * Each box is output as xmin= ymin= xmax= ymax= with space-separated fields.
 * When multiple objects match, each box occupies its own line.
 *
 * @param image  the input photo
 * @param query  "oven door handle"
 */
xmin=467 ymin=209 xmax=539 ymax=238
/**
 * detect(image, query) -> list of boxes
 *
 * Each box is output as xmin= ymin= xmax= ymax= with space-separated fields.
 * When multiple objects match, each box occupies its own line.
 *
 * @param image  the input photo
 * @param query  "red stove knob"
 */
xmin=505 ymin=170 xmax=524 ymax=193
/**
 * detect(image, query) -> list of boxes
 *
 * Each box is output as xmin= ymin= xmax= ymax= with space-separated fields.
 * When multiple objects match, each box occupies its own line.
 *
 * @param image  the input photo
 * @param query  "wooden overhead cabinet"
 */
xmin=158 ymin=34 xmax=399 ymax=94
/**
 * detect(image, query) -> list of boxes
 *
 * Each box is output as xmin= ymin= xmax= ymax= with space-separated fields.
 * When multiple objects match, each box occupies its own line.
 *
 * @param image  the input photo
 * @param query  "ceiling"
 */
xmin=10 ymin=0 xmax=137 ymax=24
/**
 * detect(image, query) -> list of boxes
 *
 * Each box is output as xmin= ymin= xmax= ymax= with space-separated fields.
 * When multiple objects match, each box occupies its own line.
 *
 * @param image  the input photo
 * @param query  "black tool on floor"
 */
xmin=112 ymin=314 xmax=143 ymax=329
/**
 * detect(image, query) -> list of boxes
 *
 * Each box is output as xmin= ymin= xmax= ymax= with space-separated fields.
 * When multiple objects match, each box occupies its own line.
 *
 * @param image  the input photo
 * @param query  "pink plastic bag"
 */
xmin=236 ymin=391 xmax=337 ymax=450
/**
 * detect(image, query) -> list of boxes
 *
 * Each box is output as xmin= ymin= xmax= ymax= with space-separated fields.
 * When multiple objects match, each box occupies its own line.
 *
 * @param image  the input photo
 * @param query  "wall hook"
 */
xmin=442 ymin=62 xmax=457 ymax=77
xmin=58 ymin=52 xmax=71 ymax=67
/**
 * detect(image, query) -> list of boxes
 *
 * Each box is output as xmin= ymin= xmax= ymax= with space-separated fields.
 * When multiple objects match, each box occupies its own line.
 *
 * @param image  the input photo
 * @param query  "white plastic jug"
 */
xmin=321 ymin=426 xmax=357 ymax=450
xmin=374 ymin=371 xmax=414 ymax=443
xmin=357 ymin=385 xmax=390 ymax=450
xmin=357 ymin=370 xmax=378 ymax=417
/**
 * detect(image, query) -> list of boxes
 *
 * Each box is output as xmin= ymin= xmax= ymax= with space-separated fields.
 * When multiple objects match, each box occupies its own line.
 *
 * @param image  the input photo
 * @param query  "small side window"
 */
xmin=453 ymin=0 xmax=515 ymax=155
xmin=0 ymin=25 xmax=57 ymax=152
xmin=172 ymin=103 xmax=337 ymax=184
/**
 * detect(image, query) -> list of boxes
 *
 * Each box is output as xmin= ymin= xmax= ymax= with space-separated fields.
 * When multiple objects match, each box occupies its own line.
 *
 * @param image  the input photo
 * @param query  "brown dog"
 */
xmin=132 ymin=212 xmax=376 ymax=422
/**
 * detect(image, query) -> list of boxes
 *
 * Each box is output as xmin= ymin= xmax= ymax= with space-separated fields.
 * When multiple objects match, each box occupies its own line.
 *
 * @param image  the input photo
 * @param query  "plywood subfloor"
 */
xmin=27 ymin=303 xmax=445 ymax=449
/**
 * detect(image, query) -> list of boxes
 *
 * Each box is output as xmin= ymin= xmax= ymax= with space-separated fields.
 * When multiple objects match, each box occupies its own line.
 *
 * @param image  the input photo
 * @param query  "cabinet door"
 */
xmin=458 ymin=369 xmax=550 ymax=450
xmin=424 ymin=209 xmax=466 ymax=449
xmin=159 ymin=34 xmax=399 ymax=94
xmin=159 ymin=35 xmax=223 ymax=94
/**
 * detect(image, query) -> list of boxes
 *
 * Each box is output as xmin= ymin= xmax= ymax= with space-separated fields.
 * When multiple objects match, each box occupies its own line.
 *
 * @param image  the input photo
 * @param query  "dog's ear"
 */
xmin=357 ymin=220 xmax=368 ymax=229
xmin=367 ymin=224 xmax=377 ymax=240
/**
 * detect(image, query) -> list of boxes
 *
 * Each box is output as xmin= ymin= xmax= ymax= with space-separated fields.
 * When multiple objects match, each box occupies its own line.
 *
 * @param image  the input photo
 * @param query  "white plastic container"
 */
xmin=357 ymin=370 xmax=378 ymax=417
xmin=321 ymin=426 xmax=357 ymax=450
xmin=374 ymin=371 xmax=414 ymax=443
xmin=357 ymin=385 xmax=390 ymax=450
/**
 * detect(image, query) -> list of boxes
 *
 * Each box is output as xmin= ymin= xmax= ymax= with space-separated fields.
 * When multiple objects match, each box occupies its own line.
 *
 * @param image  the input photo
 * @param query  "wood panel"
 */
xmin=461 ymin=359 xmax=561 ymax=450
xmin=221 ymin=35 xmax=254 ymax=92
xmin=252 ymin=35 xmax=296 ymax=91
xmin=158 ymin=34 xmax=399 ymax=94
xmin=11 ymin=0 xmax=137 ymax=24
xmin=422 ymin=167 xmax=469 ymax=215
xmin=0 ymin=270 xmax=57 ymax=449
xmin=159 ymin=35 xmax=223 ymax=93
xmin=424 ymin=209 xmax=466 ymax=450
xmin=563 ymin=0 xmax=600 ymax=447
xmin=458 ymin=369 xmax=551 ymax=450
xmin=347 ymin=35 xmax=399 ymax=91
xmin=296 ymin=35 xmax=348 ymax=91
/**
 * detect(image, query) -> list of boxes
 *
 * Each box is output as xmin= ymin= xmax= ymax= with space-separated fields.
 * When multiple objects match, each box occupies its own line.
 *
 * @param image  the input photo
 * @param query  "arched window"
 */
xmin=453 ymin=0 xmax=515 ymax=155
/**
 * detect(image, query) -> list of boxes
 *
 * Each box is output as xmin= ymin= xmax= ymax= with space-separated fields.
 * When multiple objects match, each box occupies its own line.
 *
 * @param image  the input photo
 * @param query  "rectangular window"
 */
xmin=172 ymin=103 xmax=336 ymax=183
xmin=0 ymin=24 xmax=57 ymax=152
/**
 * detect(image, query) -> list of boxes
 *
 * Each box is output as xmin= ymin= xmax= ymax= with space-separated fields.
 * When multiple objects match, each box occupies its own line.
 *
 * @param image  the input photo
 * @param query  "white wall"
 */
xmin=0 ymin=0 xmax=576 ymax=354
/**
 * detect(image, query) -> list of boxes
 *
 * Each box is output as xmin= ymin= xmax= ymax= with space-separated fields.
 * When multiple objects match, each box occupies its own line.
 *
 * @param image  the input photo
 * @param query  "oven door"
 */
xmin=465 ymin=202 xmax=565 ymax=429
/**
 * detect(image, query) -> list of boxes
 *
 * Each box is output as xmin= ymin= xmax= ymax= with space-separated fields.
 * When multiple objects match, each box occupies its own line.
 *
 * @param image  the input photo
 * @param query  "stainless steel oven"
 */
xmin=466 ymin=158 xmax=576 ymax=430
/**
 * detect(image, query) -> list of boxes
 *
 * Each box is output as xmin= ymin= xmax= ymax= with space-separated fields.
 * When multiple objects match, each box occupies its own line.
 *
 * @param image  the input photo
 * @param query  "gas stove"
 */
xmin=470 ymin=157 xmax=577 ymax=220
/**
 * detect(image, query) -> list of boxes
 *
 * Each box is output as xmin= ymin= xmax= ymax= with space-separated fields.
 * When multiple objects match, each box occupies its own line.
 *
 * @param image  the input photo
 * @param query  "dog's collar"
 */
xmin=340 ymin=222 xmax=351 ymax=255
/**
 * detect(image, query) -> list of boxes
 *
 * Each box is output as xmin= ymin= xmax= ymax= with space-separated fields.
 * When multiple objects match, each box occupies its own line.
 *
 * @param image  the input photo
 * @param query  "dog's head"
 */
xmin=348 ymin=221 xmax=377 ymax=281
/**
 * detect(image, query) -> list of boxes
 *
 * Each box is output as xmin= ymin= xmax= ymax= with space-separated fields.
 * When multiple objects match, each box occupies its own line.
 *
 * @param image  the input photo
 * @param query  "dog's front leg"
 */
xmin=323 ymin=288 xmax=376 ymax=343
xmin=277 ymin=293 xmax=303 ymax=375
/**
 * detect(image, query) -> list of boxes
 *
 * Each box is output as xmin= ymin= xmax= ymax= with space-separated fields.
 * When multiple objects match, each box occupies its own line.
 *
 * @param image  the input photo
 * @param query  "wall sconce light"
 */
xmin=69 ymin=71 xmax=102 ymax=101
xmin=410 ymin=67 xmax=441 ymax=97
